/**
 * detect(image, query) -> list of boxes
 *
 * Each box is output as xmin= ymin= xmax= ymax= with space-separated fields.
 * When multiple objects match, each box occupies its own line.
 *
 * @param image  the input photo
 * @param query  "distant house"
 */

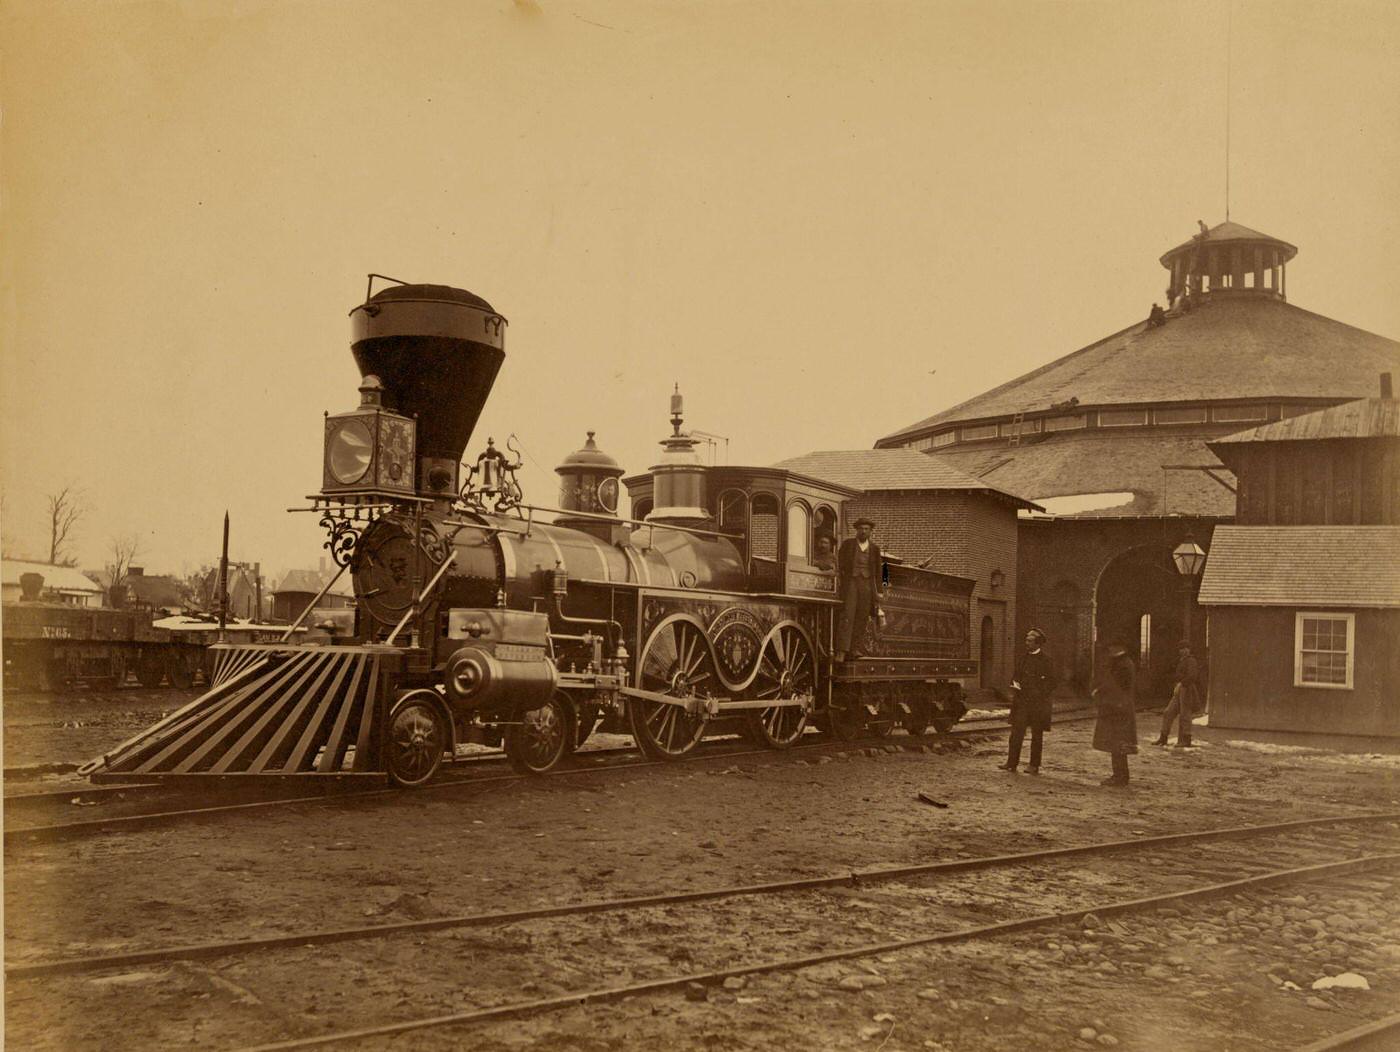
xmin=1 ymin=559 xmax=106 ymax=607
xmin=200 ymin=562 xmax=268 ymax=621
xmin=123 ymin=567 xmax=186 ymax=613
xmin=271 ymin=562 xmax=356 ymax=623
xmin=1199 ymin=377 xmax=1400 ymax=737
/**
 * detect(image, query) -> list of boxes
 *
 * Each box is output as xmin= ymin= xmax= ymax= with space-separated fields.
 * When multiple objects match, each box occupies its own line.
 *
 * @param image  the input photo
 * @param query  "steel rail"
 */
xmin=8 ymin=810 xmax=1398 ymax=981
xmin=224 ymin=852 xmax=1400 ymax=1052
xmin=1295 ymin=1012 xmax=1400 ymax=1052
xmin=0 ymin=708 xmax=1111 ymax=846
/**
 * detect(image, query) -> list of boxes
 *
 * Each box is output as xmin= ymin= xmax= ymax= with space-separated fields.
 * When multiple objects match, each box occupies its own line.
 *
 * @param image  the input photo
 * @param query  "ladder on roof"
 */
xmin=1007 ymin=410 xmax=1025 ymax=446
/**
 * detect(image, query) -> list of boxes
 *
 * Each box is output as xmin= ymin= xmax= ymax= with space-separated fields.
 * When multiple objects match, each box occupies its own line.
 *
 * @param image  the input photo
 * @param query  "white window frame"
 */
xmin=1293 ymin=611 xmax=1355 ymax=690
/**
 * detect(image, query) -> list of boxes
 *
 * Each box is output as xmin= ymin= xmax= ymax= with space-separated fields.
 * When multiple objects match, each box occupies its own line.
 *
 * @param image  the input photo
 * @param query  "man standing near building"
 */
xmin=1000 ymin=628 xmax=1057 ymax=774
xmin=833 ymin=517 xmax=881 ymax=663
xmin=1153 ymin=641 xmax=1200 ymax=747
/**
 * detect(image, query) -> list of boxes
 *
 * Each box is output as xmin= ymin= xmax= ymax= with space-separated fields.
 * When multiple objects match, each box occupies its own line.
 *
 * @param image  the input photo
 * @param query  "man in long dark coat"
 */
xmin=1093 ymin=643 xmax=1139 ymax=786
xmin=1000 ymin=628 xmax=1057 ymax=774
xmin=833 ymin=517 xmax=881 ymax=663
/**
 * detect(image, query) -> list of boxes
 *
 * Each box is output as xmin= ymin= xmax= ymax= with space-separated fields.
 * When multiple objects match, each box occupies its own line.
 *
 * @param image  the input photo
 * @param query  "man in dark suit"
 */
xmin=834 ymin=517 xmax=881 ymax=662
xmin=1000 ymin=628 xmax=1058 ymax=774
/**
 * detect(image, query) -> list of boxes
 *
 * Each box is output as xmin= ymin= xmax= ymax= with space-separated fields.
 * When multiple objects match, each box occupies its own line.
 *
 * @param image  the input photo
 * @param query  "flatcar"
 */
xmin=82 ymin=279 xmax=974 ymax=787
xmin=3 ymin=576 xmax=302 ymax=692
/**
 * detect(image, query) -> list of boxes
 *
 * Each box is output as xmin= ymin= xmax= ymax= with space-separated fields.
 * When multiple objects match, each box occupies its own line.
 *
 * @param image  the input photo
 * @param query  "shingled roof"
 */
xmin=1199 ymin=526 xmax=1400 ymax=608
xmin=772 ymin=449 xmax=1040 ymax=508
xmin=932 ymin=430 xmax=1237 ymax=519
xmin=1158 ymin=220 xmax=1298 ymax=264
xmin=1211 ymin=394 xmax=1400 ymax=446
xmin=880 ymin=295 xmax=1400 ymax=443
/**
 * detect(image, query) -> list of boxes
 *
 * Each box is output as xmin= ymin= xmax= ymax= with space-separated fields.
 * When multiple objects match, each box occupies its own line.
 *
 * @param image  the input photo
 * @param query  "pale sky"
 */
xmin=3 ymin=0 xmax=1398 ymax=581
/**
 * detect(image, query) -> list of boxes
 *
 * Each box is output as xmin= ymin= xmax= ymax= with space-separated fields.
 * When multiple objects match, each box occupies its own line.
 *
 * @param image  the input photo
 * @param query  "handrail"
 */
xmin=385 ymin=554 xmax=457 ymax=646
xmin=511 ymin=502 xmax=742 ymax=542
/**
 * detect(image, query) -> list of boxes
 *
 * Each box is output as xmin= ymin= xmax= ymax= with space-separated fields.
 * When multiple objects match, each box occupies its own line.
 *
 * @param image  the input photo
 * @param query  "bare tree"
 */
xmin=177 ymin=565 xmax=215 ymax=612
xmin=47 ymin=486 xmax=84 ymax=566
xmin=102 ymin=534 xmax=143 ymax=594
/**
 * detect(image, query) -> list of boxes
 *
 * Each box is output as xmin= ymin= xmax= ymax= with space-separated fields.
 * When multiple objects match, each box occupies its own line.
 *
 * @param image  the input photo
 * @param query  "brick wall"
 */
xmin=839 ymin=491 xmax=1020 ymax=689
xmin=1017 ymin=516 xmax=1220 ymax=695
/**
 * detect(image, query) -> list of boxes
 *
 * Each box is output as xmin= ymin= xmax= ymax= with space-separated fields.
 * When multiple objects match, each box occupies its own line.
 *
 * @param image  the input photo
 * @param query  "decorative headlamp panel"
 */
xmin=322 ymin=410 xmax=416 ymax=497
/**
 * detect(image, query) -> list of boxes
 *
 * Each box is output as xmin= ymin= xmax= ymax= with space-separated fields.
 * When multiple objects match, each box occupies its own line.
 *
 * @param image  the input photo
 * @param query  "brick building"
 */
xmin=773 ymin=449 xmax=1038 ymax=692
xmin=876 ymin=220 xmax=1400 ymax=698
xmin=1199 ymin=380 xmax=1400 ymax=736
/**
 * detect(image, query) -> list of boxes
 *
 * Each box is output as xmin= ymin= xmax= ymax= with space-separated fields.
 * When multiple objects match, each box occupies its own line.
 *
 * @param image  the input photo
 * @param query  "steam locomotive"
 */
xmin=83 ymin=280 xmax=975 ymax=787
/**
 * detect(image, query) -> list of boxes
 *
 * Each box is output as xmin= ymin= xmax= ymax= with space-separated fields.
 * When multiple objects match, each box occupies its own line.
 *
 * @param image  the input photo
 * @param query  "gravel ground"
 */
xmin=3 ymin=688 xmax=200 ymax=773
xmin=5 ymin=708 xmax=1400 ymax=1051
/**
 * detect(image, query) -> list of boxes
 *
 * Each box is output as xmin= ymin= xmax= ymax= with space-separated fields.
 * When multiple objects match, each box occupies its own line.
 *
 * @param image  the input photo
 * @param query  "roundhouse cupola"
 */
xmin=1160 ymin=220 xmax=1298 ymax=305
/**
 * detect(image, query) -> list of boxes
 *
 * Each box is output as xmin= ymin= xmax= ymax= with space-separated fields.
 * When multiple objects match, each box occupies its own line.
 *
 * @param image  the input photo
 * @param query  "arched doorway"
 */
xmin=979 ymin=616 xmax=995 ymax=688
xmin=1093 ymin=544 xmax=1184 ymax=700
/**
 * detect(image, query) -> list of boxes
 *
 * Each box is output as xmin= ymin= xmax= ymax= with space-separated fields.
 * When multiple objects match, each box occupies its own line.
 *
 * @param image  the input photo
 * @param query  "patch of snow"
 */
xmin=1311 ymin=973 xmax=1370 ymax=991
xmin=1019 ymin=492 xmax=1136 ymax=518
xmin=1222 ymin=740 xmax=1400 ymax=767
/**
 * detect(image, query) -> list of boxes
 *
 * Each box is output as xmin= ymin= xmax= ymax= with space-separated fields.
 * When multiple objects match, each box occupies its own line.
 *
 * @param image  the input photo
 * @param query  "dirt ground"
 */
xmin=5 ymin=699 xmax=1400 ymax=1051
xmin=2 ymin=688 xmax=200 ymax=773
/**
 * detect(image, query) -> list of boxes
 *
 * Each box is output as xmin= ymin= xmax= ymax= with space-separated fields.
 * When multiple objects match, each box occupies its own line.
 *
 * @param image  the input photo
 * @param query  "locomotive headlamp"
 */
xmin=327 ymin=418 xmax=374 ymax=485
xmin=320 ymin=377 xmax=416 ymax=499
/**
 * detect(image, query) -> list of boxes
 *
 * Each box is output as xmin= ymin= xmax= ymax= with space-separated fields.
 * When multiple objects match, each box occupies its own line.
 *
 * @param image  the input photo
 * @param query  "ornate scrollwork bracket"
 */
xmin=459 ymin=434 xmax=526 ymax=515
xmin=319 ymin=514 xmax=362 ymax=569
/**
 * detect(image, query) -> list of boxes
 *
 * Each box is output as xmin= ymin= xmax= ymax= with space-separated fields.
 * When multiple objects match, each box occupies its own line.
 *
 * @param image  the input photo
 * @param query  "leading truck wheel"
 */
xmin=505 ymin=691 xmax=575 ymax=774
xmin=386 ymin=696 xmax=448 ymax=787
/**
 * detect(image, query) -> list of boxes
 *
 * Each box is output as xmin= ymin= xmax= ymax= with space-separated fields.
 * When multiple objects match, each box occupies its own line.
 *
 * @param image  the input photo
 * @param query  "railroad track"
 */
xmin=6 ymin=812 xmax=1397 ymax=1052
xmin=6 ymin=707 xmax=1082 ymax=846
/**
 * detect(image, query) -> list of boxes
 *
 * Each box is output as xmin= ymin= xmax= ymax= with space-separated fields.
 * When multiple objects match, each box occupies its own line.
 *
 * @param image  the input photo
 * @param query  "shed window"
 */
xmin=1153 ymin=407 xmax=1207 ymax=425
xmin=959 ymin=424 xmax=999 ymax=442
xmin=1293 ymin=612 xmax=1354 ymax=689
xmin=1044 ymin=414 xmax=1086 ymax=432
xmin=1213 ymin=405 xmax=1269 ymax=423
xmin=1098 ymin=409 xmax=1148 ymax=427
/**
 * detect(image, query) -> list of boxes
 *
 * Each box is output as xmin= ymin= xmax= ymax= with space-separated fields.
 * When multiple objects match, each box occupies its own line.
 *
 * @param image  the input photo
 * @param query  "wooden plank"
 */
xmin=349 ymin=657 xmax=382 ymax=772
xmin=171 ymin=652 xmax=326 ymax=774
xmin=121 ymin=657 xmax=308 ymax=773
xmin=210 ymin=651 xmax=337 ymax=774
xmin=318 ymin=655 xmax=373 ymax=773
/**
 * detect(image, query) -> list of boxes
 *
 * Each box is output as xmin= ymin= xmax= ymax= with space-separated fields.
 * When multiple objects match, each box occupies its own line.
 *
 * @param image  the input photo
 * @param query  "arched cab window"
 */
xmin=717 ymin=489 xmax=748 ymax=553
xmin=812 ymin=505 xmax=837 ymax=569
xmin=786 ymin=501 xmax=810 ymax=562
xmin=748 ymin=493 xmax=781 ymax=589
xmin=631 ymin=498 xmax=654 ymax=526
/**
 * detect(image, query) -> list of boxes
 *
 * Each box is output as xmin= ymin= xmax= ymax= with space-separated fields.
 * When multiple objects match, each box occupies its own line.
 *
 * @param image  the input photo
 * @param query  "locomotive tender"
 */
xmin=84 ymin=279 xmax=974 ymax=787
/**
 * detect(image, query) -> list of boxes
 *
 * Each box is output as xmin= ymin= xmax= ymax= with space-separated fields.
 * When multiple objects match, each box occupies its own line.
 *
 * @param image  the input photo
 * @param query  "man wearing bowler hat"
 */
xmin=834 ymin=516 xmax=882 ymax=663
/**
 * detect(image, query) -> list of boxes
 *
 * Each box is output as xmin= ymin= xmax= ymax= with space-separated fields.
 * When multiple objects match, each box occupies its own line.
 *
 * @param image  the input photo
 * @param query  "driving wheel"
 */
xmin=628 ymin=616 xmax=713 ymax=760
xmin=745 ymin=624 xmax=813 ymax=749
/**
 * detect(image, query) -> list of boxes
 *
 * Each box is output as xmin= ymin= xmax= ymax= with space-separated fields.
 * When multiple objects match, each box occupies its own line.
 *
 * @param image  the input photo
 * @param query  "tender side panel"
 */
xmin=869 ymin=562 xmax=973 ymax=661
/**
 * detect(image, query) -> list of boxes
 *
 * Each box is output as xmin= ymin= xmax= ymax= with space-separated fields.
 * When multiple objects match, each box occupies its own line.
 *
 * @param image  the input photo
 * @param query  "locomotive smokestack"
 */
xmin=349 ymin=281 xmax=508 ymax=498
